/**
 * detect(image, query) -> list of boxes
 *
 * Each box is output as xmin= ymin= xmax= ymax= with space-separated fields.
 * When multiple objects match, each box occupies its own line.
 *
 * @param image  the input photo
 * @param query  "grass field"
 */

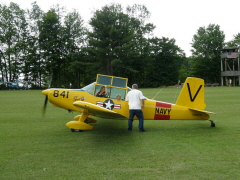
xmin=0 ymin=87 xmax=240 ymax=180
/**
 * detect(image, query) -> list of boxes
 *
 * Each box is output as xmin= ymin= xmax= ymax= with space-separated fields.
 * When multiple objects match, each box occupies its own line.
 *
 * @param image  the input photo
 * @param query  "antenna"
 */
xmin=173 ymin=87 xmax=181 ymax=103
xmin=152 ymin=88 xmax=163 ymax=100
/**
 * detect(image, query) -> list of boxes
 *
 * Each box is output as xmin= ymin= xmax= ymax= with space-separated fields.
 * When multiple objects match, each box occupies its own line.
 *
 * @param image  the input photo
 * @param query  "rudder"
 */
xmin=176 ymin=77 xmax=206 ymax=109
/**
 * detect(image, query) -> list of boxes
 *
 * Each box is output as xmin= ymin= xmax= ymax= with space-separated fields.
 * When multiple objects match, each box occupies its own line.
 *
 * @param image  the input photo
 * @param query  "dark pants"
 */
xmin=128 ymin=109 xmax=144 ymax=130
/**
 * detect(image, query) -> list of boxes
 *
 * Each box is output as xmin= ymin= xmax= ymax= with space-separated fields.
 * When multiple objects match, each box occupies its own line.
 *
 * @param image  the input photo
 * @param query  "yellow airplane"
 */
xmin=42 ymin=74 xmax=215 ymax=132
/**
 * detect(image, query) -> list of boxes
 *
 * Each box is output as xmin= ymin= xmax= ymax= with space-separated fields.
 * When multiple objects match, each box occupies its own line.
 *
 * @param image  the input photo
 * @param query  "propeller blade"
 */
xmin=42 ymin=95 xmax=48 ymax=117
xmin=42 ymin=72 xmax=51 ymax=117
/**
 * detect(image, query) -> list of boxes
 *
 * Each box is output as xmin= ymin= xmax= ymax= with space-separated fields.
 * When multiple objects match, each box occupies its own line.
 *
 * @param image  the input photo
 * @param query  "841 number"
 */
xmin=53 ymin=90 xmax=69 ymax=98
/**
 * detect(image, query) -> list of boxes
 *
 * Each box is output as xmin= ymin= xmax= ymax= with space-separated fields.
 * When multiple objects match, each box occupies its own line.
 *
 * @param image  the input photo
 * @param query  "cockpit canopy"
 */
xmin=81 ymin=74 xmax=129 ymax=100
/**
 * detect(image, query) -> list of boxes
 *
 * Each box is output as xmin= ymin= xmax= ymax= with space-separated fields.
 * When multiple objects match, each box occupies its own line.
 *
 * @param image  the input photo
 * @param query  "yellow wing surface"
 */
xmin=73 ymin=101 xmax=127 ymax=119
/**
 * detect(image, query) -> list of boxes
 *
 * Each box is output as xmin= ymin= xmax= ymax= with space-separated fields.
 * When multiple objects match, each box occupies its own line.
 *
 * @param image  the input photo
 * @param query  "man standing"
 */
xmin=125 ymin=84 xmax=145 ymax=132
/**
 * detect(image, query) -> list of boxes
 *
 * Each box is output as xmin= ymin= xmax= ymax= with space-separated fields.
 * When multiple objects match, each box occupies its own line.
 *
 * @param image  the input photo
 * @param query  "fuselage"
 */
xmin=43 ymin=88 xmax=209 ymax=121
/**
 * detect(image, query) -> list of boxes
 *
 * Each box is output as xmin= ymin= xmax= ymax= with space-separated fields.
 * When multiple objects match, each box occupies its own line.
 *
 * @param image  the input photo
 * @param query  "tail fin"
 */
xmin=176 ymin=77 xmax=206 ymax=109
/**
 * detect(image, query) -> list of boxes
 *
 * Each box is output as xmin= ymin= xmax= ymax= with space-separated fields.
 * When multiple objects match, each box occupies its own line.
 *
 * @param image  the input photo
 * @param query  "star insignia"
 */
xmin=104 ymin=99 xmax=114 ymax=110
xmin=96 ymin=99 xmax=121 ymax=110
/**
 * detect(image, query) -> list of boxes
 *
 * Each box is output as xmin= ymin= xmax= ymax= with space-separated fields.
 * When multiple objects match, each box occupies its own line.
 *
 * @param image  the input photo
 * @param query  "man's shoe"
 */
xmin=128 ymin=128 xmax=132 ymax=131
xmin=139 ymin=129 xmax=145 ymax=132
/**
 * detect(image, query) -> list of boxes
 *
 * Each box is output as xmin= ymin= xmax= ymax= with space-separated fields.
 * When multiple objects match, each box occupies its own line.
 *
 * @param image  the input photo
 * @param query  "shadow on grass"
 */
xmin=56 ymin=119 xmax=224 ymax=146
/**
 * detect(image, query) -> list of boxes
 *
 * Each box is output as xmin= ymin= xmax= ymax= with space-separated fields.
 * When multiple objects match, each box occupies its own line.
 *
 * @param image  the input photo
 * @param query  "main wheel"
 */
xmin=71 ymin=129 xmax=83 ymax=132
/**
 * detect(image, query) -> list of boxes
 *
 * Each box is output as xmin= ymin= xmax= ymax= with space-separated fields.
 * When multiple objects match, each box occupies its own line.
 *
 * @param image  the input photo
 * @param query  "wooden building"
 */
xmin=221 ymin=47 xmax=240 ymax=86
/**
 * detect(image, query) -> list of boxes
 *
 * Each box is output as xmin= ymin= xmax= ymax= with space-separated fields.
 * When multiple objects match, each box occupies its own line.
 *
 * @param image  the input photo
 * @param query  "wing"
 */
xmin=73 ymin=101 xmax=127 ymax=119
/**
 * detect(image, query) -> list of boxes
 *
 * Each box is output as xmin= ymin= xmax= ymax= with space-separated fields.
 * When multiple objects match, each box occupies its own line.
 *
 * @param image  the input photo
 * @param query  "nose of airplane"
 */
xmin=42 ymin=89 xmax=50 ymax=96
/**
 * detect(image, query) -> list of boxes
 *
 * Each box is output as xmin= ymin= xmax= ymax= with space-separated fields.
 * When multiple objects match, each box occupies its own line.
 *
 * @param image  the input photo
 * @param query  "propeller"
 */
xmin=42 ymin=72 xmax=53 ymax=117
xmin=42 ymin=95 xmax=48 ymax=117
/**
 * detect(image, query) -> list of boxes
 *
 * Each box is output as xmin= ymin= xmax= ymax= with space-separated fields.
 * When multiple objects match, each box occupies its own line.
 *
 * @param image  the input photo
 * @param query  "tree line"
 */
xmin=1 ymin=2 xmax=239 ymax=88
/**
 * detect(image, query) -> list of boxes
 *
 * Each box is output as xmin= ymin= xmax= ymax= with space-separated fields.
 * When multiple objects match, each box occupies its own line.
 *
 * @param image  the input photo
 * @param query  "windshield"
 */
xmin=81 ymin=82 xmax=95 ymax=95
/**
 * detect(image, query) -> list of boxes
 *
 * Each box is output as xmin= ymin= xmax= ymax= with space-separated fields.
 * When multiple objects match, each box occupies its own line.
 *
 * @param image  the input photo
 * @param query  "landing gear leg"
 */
xmin=66 ymin=109 xmax=93 ymax=132
xmin=209 ymin=120 xmax=215 ymax=127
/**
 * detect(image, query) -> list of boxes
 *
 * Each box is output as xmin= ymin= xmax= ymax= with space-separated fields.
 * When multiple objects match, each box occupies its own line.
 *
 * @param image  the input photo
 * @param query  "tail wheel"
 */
xmin=209 ymin=120 xmax=215 ymax=127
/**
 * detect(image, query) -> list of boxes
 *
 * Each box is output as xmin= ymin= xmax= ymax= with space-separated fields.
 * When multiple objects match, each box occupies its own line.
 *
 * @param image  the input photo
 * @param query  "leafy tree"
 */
xmin=226 ymin=33 xmax=240 ymax=47
xmin=191 ymin=24 xmax=225 ymax=83
xmin=0 ymin=48 xmax=7 ymax=82
xmin=62 ymin=10 xmax=88 ymax=88
xmin=22 ymin=1 xmax=44 ymax=87
xmin=126 ymin=4 xmax=155 ymax=86
xmin=178 ymin=57 xmax=191 ymax=82
xmin=146 ymin=37 xmax=184 ymax=87
xmin=2 ymin=2 xmax=231 ymax=88
xmin=88 ymin=4 xmax=137 ymax=76
xmin=0 ymin=2 xmax=28 ymax=82
xmin=38 ymin=7 xmax=64 ymax=87
xmin=88 ymin=3 xmax=156 ymax=86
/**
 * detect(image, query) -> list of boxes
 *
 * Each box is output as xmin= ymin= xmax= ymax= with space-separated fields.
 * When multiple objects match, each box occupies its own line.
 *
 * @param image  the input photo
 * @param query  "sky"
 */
xmin=1 ymin=0 xmax=240 ymax=56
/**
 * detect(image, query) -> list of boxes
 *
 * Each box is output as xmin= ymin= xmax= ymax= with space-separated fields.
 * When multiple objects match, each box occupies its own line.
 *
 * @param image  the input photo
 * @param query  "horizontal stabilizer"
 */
xmin=189 ymin=108 xmax=216 ymax=114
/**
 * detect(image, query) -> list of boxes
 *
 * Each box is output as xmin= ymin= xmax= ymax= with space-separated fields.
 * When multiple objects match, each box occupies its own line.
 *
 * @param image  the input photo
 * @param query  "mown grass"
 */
xmin=0 ymin=87 xmax=240 ymax=180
